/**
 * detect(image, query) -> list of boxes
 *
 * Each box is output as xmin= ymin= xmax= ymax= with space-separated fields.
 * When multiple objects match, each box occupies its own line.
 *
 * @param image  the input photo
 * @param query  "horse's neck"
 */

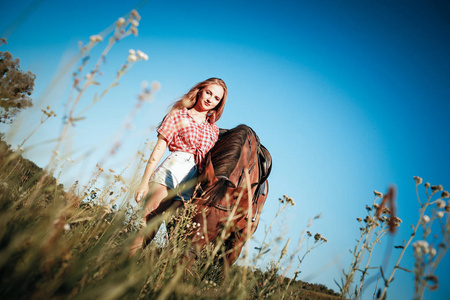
xmin=229 ymin=134 xmax=259 ymax=188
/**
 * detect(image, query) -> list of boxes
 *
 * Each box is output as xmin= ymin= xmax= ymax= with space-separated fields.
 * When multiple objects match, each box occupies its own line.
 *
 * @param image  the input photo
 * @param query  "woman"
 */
xmin=130 ymin=78 xmax=228 ymax=255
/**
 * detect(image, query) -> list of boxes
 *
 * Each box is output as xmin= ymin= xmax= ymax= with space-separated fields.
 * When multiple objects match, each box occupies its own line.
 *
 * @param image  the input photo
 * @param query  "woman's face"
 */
xmin=194 ymin=84 xmax=224 ymax=112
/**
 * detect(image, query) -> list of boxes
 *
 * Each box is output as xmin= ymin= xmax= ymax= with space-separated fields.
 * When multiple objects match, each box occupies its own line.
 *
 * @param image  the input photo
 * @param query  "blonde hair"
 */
xmin=168 ymin=78 xmax=228 ymax=123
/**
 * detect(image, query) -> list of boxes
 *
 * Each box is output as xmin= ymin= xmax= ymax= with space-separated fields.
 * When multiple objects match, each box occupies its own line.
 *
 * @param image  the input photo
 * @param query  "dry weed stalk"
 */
xmin=339 ymin=178 xmax=449 ymax=300
xmin=339 ymin=187 xmax=401 ymax=299
xmin=377 ymin=177 xmax=449 ymax=300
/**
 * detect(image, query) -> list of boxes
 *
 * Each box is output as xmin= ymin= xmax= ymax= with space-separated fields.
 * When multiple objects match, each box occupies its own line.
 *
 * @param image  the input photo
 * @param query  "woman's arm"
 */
xmin=135 ymin=134 xmax=168 ymax=202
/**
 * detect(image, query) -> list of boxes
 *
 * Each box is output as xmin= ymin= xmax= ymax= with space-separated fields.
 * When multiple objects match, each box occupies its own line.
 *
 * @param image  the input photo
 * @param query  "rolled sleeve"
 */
xmin=157 ymin=112 xmax=178 ymax=143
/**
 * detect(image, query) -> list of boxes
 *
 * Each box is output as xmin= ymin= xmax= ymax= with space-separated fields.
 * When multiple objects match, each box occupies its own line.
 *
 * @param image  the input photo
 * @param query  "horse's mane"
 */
xmin=211 ymin=124 xmax=258 ymax=178
xmin=203 ymin=125 xmax=259 ymax=205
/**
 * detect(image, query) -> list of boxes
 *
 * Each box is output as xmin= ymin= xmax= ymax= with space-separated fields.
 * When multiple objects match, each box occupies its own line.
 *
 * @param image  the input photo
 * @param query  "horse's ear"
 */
xmin=202 ymin=154 xmax=217 ymax=185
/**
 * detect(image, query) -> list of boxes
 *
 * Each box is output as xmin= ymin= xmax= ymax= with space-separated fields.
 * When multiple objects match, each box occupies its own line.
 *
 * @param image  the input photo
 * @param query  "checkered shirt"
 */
xmin=157 ymin=108 xmax=219 ymax=171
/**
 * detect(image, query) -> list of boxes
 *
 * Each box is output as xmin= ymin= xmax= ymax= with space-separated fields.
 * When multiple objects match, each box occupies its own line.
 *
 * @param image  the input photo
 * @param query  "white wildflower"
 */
xmin=128 ymin=54 xmax=138 ymax=62
xmin=136 ymin=50 xmax=148 ymax=61
xmin=421 ymin=215 xmax=430 ymax=224
xmin=437 ymin=211 xmax=444 ymax=219
xmin=89 ymin=35 xmax=103 ymax=43
xmin=430 ymin=247 xmax=437 ymax=257
xmin=436 ymin=199 xmax=446 ymax=209
xmin=64 ymin=223 xmax=71 ymax=231
xmin=418 ymin=240 xmax=429 ymax=249
xmin=116 ymin=17 xmax=125 ymax=27
xmin=129 ymin=49 xmax=136 ymax=56
xmin=131 ymin=20 xmax=139 ymax=27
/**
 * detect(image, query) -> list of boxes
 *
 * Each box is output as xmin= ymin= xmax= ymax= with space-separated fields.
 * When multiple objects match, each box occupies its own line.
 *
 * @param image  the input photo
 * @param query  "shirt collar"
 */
xmin=182 ymin=107 xmax=213 ymax=124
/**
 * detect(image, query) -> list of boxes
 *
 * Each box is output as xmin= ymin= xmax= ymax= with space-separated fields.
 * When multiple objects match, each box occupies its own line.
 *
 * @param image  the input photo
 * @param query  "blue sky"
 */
xmin=1 ymin=0 xmax=450 ymax=298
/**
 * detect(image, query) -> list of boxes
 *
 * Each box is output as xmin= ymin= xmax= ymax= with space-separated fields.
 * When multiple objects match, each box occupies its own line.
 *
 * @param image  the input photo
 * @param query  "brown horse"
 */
xmin=188 ymin=124 xmax=272 ymax=266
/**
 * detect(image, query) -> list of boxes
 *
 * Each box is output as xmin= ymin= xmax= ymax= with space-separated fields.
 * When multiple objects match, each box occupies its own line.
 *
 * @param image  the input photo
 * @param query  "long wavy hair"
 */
xmin=168 ymin=78 xmax=228 ymax=124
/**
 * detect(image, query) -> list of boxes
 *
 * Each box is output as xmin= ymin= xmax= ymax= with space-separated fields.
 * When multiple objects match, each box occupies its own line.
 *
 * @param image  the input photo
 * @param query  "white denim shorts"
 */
xmin=150 ymin=151 xmax=198 ymax=202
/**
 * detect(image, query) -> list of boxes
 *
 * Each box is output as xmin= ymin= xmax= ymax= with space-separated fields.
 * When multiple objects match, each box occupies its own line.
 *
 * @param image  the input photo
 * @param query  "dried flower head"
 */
xmin=437 ymin=211 xmax=444 ymax=219
xmin=136 ymin=50 xmax=148 ymax=61
xmin=89 ymin=35 xmax=103 ymax=43
xmin=389 ymin=216 xmax=402 ymax=227
xmin=283 ymin=195 xmax=295 ymax=205
xmin=128 ymin=54 xmax=138 ymax=62
xmin=431 ymin=185 xmax=444 ymax=192
xmin=364 ymin=215 xmax=373 ymax=224
xmin=374 ymin=190 xmax=383 ymax=198
xmin=413 ymin=240 xmax=430 ymax=256
xmin=381 ymin=206 xmax=391 ymax=215
xmin=442 ymin=191 xmax=449 ymax=199
xmin=131 ymin=9 xmax=141 ymax=20
xmin=413 ymin=176 xmax=423 ymax=185
xmin=116 ymin=17 xmax=126 ymax=27
xmin=314 ymin=233 xmax=321 ymax=241
xmin=421 ymin=215 xmax=430 ymax=224
xmin=425 ymin=182 xmax=430 ymax=188
xmin=436 ymin=199 xmax=446 ymax=209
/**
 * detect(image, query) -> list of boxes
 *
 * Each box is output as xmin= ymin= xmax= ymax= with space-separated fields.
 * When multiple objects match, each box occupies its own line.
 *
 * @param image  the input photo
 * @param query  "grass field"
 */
xmin=0 ymin=139 xmax=341 ymax=299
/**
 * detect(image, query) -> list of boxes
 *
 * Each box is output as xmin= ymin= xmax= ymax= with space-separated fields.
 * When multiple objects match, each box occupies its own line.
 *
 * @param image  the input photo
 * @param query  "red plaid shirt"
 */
xmin=157 ymin=108 xmax=219 ymax=171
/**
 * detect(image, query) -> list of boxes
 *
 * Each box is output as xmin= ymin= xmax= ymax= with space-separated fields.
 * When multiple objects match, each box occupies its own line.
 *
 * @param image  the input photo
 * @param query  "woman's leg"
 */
xmin=129 ymin=183 xmax=169 ymax=257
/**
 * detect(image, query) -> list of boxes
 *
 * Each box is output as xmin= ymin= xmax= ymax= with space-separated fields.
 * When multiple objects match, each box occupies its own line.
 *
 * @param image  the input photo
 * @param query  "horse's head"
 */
xmin=189 ymin=154 xmax=250 ymax=254
xmin=194 ymin=154 xmax=246 ymax=208
xmin=188 ymin=125 xmax=271 ymax=261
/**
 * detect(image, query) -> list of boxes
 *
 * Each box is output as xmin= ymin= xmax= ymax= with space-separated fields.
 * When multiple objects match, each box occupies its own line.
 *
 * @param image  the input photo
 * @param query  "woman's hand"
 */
xmin=135 ymin=136 xmax=167 ymax=204
xmin=135 ymin=183 xmax=149 ymax=203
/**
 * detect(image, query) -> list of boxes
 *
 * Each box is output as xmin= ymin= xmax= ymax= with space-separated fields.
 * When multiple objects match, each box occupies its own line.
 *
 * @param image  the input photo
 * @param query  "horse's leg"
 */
xmin=143 ymin=199 xmax=184 ymax=247
xmin=222 ymin=231 xmax=242 ymax=276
